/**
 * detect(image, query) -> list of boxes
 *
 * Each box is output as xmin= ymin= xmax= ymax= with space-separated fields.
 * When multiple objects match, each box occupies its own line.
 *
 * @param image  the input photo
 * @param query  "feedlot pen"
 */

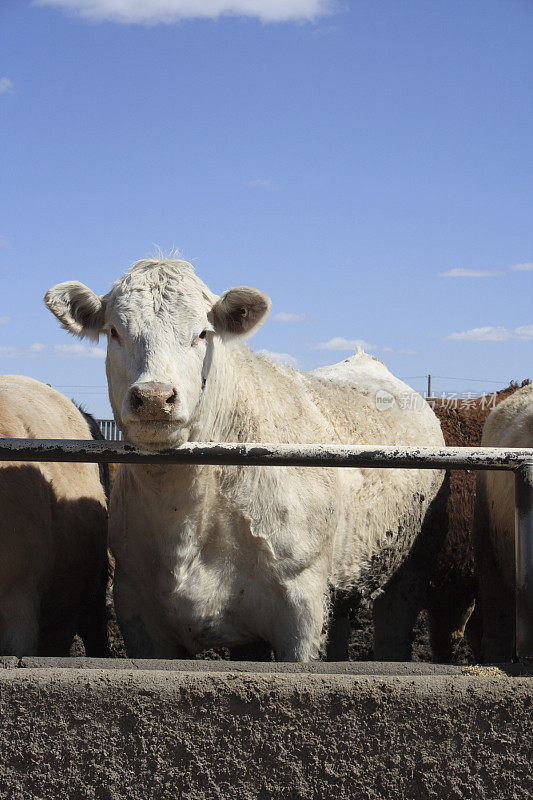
xmin=1 ymin=437 xmax=533 ymax=661
xmin=1 ymin=438 xmax=533 ymax=800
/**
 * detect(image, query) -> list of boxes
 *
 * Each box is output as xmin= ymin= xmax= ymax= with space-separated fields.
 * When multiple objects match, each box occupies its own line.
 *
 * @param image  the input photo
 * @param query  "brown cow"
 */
xmin=425 ymin=384 xmax=523 ymax=661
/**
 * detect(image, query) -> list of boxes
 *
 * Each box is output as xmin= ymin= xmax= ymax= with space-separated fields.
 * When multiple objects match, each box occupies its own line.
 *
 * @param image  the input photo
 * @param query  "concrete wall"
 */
xmin=0 ymin=659 xmax=532 ymax=800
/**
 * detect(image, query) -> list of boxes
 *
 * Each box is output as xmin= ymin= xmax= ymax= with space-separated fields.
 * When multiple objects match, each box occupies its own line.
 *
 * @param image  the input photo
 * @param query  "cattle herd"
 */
xmin=0 ymin=257 xmax=530 ymax=663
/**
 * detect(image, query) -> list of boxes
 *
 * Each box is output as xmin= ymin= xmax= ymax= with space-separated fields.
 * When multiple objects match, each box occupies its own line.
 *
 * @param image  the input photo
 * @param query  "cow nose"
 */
xmin=128 ymin=382 xmax=178 ymax=419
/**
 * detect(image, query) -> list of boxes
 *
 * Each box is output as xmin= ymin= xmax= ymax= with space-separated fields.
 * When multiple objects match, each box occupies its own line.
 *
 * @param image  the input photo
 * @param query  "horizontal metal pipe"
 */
xmin=1 ymin=438 xmax=533 ymax=470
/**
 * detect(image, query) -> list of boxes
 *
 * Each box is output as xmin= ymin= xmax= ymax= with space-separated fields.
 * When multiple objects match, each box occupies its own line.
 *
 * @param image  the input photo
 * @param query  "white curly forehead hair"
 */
xmin=107 ymin=257 xmax=218 ymax=315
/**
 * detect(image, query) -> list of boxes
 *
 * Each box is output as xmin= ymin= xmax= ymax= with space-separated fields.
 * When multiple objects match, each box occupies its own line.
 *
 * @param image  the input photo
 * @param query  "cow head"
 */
xmin=45 ymin=259 xmax=271 ymax=449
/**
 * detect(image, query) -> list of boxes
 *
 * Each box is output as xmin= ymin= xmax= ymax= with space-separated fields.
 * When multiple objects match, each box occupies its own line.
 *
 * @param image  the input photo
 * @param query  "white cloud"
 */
xmin=272 ymin=312 xmax=308 ymax=323
xmin=54 ymin=343 xmax=106 ymax=358
xmin=257 ymin=349 xmax=300 ymax=368
xmin=510 ymin=262 xmax=533 ymax=272
xmin=446 ymin=325 xmax=533 ymax=342
xmin=0 ymin=78 xmax=13 ymax=95
xmin=0 ymin=316 xmax=11 ymax=326
xmin=316 ymin=337 xmax=376 ymax=352
xmin=446 ymin=326 xmax=511 ymax=342
xmin=514 ymin=325 xmax=533 ymax=339
xmin=248 ymin=178 xmax=276 ymax=188
xmin=0 ymin=346 xmax=27 ymax=358
xmin=315 ymin=337 xmax=418 ymax=356
xmin=33 ymin=0 xmax=333 ymax=23
xmin=439 ymin=268 xmax=505 ymax=278
xmin=0 ymin=342 xmax=106 ymax=359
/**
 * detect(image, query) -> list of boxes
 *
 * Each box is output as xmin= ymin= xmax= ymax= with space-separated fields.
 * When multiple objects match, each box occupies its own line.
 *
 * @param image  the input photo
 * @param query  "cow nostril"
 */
xmin=166 ymin=389 xmax=178 ymax=406
xmin=130 ymin=388 xmax=144 ymax=411
xmin=129 ymin=383 xmax=178 ymax=417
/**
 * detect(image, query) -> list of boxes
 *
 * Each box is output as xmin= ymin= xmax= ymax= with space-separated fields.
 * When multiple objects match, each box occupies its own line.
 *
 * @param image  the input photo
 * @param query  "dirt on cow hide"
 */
xmin=83 ymin=380 xmax=529 ymax=663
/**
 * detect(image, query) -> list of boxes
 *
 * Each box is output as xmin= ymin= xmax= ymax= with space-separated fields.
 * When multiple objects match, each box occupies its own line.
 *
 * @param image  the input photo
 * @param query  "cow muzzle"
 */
xmin=126 ymin=381 xmax=180 ymax=421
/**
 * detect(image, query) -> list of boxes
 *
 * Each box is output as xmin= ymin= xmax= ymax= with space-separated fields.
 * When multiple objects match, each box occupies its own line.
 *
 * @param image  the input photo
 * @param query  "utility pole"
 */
xmin=427 ymin=374 xmax=432 ymax=398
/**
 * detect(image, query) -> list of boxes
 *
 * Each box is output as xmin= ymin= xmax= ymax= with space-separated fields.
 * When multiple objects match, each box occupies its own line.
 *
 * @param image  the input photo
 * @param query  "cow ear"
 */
xmin=44 ymin=281 xmax=106 ymax=342
xmin=211 ymin=286 xmax=271 ymax=338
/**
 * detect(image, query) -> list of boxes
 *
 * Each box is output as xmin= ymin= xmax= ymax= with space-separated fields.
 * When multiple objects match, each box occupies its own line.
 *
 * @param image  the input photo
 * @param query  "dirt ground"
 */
xmin=89 ymin=381 xmax=529 ymax=663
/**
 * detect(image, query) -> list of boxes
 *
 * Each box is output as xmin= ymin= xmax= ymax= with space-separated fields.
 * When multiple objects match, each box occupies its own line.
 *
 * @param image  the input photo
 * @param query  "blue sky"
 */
xmin=1 ymin=0 xmax=532 ymax=417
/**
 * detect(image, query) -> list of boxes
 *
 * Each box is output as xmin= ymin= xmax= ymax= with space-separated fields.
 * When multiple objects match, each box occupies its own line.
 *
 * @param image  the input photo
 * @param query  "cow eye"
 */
xmin=193 ymin=330 xmax=209 ymax=346
xmin=110 ymin=327 xmax=119 ymax=340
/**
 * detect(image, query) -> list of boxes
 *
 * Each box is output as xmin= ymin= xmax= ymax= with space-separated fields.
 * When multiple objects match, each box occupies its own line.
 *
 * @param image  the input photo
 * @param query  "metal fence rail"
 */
xmin=1 ymin=439 xmax=533 ymax=469
xmin=1 ymin=437 xmax=532 ymax=660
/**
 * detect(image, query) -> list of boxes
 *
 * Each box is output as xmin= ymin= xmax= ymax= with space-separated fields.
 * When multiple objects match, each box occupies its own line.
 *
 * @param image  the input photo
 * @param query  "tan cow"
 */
xmin=0 ymin=376 xmax=108 ymax=657
xmin=474 ymin=382 xmax=533 ymax=661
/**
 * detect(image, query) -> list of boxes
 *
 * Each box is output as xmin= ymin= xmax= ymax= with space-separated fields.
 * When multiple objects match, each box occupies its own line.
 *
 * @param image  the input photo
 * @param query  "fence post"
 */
xmin=515 ymin=464 xmax=533 ymax=660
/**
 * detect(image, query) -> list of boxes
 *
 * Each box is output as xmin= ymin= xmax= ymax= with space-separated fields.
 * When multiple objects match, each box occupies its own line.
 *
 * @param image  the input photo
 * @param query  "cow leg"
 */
xmin=0 ymin=588 xmax=39 ymax=657
xmin=372 ymin=565 xmax=425 ymax=661
xmin=78 ymin=561 xmax=109 ymax=657
xmin=270 ymin=580 xmax=326 ymax=662
xmin=373 ymin=476 xmax=450 ymax=662
xmin=326 ymin=591 xmax=358 ymax=661
xmin=474 ymin=490 xmax=515 ymax=663
xmin=427 ymin=596 xmax=476 ymax=664
xmin=477 ymin=546 xmax=515 ymax=662
xmin=325 ymin=604 xmax=351 ymax=661
xmin=113 ymin=572 xmax=188 ymax=659
xmin=464 ymin=601 xmax=483 ymax=663
xmin=113 ymin=573 xmax=158 ymax=658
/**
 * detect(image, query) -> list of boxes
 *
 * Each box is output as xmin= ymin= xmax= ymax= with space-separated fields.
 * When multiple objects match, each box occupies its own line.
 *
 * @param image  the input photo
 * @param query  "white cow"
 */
xmin=45 ymin=257 xmax=446 ymax=661
xmin=475 ymin=383 xmax=533 ymax=661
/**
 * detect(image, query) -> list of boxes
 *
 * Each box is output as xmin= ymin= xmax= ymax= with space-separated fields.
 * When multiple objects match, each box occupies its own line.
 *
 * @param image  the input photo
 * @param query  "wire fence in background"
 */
xmin=96 ymin=419 xmax=122 ymax=441
xmin=400 ymin=374 xmax=530 ymax=400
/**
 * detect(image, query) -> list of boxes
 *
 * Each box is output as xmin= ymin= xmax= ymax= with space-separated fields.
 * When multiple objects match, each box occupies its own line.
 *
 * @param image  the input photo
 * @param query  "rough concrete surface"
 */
xmin=8 ymin=656 xmax=533 ymax=676
xmin=0 ymin=663 xmax=532 ymax=800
